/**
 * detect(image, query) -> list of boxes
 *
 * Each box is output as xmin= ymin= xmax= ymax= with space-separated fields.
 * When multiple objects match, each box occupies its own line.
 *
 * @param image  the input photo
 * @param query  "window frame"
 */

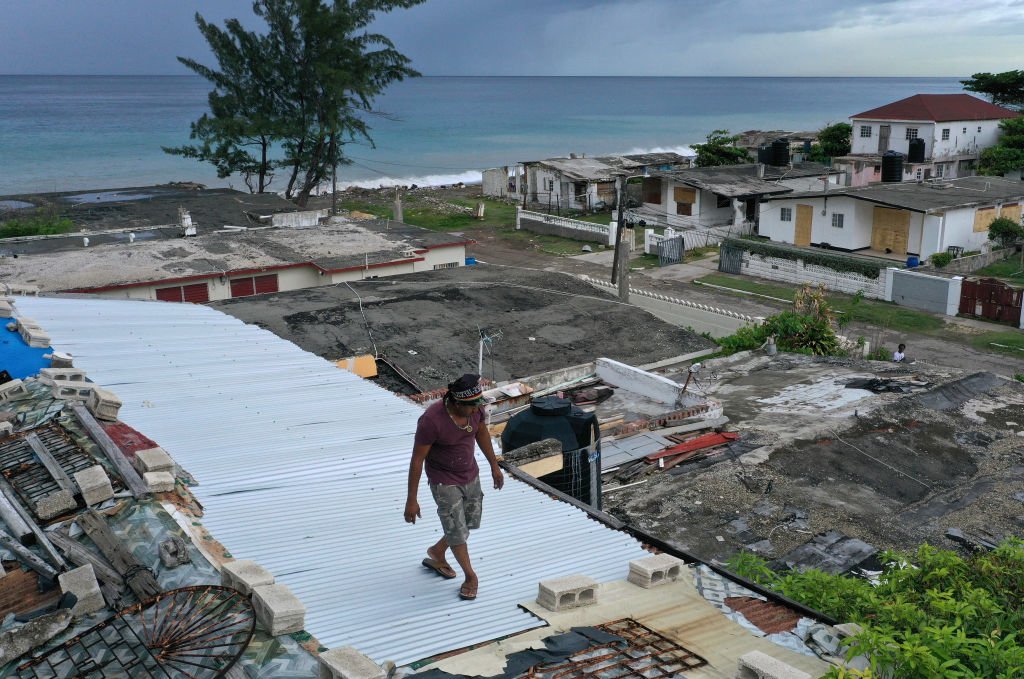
xmin=859 ymin=125 xmax=872 ymax=138
xmin=831 ymin=213 xmax=844 ymax=229
xmin=905 ymin=128 xmax=919 ymax=140
xmin=780 ymin=207 xmax=793 ymax=222
xmin=941 ymin=128 xmax=950 ymax=141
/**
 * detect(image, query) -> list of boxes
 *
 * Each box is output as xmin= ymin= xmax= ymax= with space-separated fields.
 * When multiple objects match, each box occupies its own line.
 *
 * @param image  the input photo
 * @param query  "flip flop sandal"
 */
xmin=459 ymin=584 xmax=478 ymax=600
xmin=422 ymin=558 xmax=457 ymax=579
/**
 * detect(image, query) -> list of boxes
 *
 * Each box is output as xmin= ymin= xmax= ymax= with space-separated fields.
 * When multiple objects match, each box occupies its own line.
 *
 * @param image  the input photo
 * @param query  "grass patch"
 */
xmin=695 ymin=273 xmax=946 ymax=334
xmin=973 ymin=256 xmax=1024 ymax=284
xmin=0 ymin=212 xmax=75 ymax=239
xmin=629 ymin=254 xmax=660 ymax=269
xmin=971 ymin=331 xmax=1024 ymax=356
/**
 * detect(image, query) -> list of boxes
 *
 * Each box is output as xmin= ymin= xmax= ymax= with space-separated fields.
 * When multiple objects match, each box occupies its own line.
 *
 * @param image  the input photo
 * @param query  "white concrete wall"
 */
xmin=940 ymin=204 xmax=1015 ymax=254
xmin=595 ymin=357 xmax=682 ymax=405
xmin=416 ymin=245 xmax=467 ymax=271
xmin=851 ymin=120 xmax=936 ymax=155
xmin=741 ymin=251 xmax=891 ymax=299
xmin=932 ymin=120 xmax=1003 ymax=159
xmin=759 ymin=196 xmax=872 ymax=250
xmin=271 ymin=209 xmax=330 ymax=228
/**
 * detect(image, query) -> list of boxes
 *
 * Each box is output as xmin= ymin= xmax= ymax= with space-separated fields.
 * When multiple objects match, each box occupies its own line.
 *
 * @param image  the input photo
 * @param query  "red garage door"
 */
xmin=230 ymin=274 xmax=279 ymax=298
xmin=155 ymin=283 xmax=210 ymax=303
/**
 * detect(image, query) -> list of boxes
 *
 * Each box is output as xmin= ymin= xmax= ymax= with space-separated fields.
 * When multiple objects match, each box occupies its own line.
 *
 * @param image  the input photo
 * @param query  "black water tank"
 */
xmin=802 ymin=140 xmax=813 ymax=154
xmin=757 ymin=145 xmax=772 ymax=164
xmin=907 ymin=138 xmax=926 ymax=163
xmin=771 ymin=139 xmax=790 ymax=166
xmin=881 ymin=151 xmax=904 ymax=182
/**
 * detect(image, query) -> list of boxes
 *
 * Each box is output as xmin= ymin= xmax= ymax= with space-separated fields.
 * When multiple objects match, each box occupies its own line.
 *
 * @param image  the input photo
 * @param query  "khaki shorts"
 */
xmin=429 ymin=477 xmax=483 ymax=547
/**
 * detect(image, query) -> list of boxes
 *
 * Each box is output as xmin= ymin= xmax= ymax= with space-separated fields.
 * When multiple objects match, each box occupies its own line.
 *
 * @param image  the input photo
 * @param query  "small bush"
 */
xmin=867 ymin=346 xmax=890 ymax=361
xmin=929 ymin=252 xmax=954 ymax=268
xmin=988 ymin=217 xmax=1024 ymax=249
xmin=0 ymin=213 xmax=74 ymax=239
xmin=1015 ymin=374 xmax=1024 ymax=383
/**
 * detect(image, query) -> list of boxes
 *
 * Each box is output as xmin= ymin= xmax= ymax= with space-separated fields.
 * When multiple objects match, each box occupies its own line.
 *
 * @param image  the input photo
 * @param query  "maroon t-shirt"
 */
xmin=415 ymin=400 xmax=483 ymax=486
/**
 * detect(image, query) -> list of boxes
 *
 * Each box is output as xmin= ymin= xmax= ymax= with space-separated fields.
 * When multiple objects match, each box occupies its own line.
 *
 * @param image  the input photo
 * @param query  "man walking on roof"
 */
xmin=405 ymin=374 xmax=504 ymax=601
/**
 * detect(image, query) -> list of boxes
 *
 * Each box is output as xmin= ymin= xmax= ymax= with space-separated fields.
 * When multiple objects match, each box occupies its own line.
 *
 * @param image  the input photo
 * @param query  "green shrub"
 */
xmin=988 ymin=217 xmax=1024 ymax=249
xmin=723 ymin=238 xmax=885 ymax=279
xmin=716 ymin=309 xmax=842 ymax=357
xmin=1015 ymin=373 xmax=1024 ymax=383
xmin=929 ymin=252 xmax=954 ymax=268
xmin=0 ymin=213 xmax=74 ymax=239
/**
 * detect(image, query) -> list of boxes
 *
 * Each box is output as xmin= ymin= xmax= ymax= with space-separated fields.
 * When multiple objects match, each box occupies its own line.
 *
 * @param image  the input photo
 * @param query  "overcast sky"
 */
xmin=3 ymin=0 xmax=1023 ymax=76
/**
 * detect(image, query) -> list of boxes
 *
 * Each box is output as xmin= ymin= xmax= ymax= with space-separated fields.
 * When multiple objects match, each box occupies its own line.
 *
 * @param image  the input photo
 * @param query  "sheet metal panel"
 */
xmin=17 ymin=297 xmax=648 ymax=666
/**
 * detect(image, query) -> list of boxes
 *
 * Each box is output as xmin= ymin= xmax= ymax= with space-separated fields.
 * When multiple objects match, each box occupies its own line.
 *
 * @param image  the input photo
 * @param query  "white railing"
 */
xmin=577 ymin=274 xmax=763 ymax=324
xmin=644 ymin=225 xmax=739 ymax=255
xmin=517 ymin=208 xmax=615 ymax=245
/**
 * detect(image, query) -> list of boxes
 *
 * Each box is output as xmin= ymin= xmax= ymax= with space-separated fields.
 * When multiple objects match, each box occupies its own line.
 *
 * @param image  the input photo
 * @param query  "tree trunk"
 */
xmin=259 ymin=136 xmax=270 ymax=193
xmin=296 ymin=134 xmax=328 ymax=208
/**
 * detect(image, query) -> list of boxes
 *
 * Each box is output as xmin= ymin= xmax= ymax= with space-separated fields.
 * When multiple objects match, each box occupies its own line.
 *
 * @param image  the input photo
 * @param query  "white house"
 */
xmin=634 ymin=163 xmax=839 ymax=231
xmin=758 ymin=176 xmax=1024 ymax=259
xmin=835 ymin=94 xmax=1018 ymax=186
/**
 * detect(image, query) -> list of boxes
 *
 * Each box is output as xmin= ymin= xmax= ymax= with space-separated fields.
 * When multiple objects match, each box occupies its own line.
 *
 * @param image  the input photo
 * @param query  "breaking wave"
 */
xmin=333 ymin=170 xmax=482 ymax=191
xmin=621 ymin=144 xmax=697 ymax=157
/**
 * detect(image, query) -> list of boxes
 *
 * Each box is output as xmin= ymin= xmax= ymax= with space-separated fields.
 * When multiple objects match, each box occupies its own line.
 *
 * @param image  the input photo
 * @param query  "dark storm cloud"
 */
xmin=1 ymin=0 xmax=1021 ymax=75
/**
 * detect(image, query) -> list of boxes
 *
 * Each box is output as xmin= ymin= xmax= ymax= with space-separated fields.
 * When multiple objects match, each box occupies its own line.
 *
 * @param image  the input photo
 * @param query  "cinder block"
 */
xmin=73 ymin=465 xmax=114 ymax=506
xmin=134 ymin=447 xmax=174 ymax=474
xmin=49 ymin=351 xmax=74 ymax=368
xmin=0 ymin=379 xmax=29 ymax=403
xmin=318 ymin=646 xmax=386 ymax=679
xmin=58 ymin=564 xmax=105 ymax=617
xmin=143 ymin=471 xmax=175 ymax=493
xmin=50 ymin=383 xmax=94 ymax=401
xmin=38 ymin=368 xmax=88 ymax=386
xmin=252 ymin=583 xmax=305 ymax=636
xmin=735 ymin=650 xmax=811 ymax=679
xmin=36 ymin=490 xmax=77 ymax=520
xmin=627 ymin=554 xmax=685 ymax=589
xmin=222 ymin=559 xmax=275 ymax=596
xmin=86 ymin=386 xmax=122 ymax=422
xmin=537 ymin=574 xmax=598 ymax=611
xmin=0 ymin=301 xmax=13 ymax=318
xmin=18 ymin=323 xmax=51 ymax=348
xmin=0 ymin=422 xmax=12 ymax=437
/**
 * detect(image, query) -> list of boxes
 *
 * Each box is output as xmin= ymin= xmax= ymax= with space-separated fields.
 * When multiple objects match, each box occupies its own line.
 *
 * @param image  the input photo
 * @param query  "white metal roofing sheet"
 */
xmin=14 ymin=296 xmax=648 ymax=666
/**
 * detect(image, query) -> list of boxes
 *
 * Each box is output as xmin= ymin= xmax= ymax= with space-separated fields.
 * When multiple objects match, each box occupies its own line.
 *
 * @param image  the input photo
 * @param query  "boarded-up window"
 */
xmin=1000 ymin=203 xmax=1022 ymax=225
xmin=673 ymin=187 xmax=696 ymax=204
xmin=973 ymin=207 xmax=997 ymax=232
xmin=156 ymin=283 xmax=210 ymax=303
xmin=642 ymin=178 xmax=662 ymax=204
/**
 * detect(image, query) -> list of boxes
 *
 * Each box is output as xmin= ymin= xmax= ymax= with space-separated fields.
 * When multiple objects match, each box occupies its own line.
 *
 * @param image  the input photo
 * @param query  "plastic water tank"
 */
xmin=757 ymin=145 xmax=772 ymax=164
xmin=881 ymin=151 xmax=904 ymax=182
xmin=771 ymin=139 xmax=790 ymax=166
xmin=907 ymin=138 xmax=926 ymax=163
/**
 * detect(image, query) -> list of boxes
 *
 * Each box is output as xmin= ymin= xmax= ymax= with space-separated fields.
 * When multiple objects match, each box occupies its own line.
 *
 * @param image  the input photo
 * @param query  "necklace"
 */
xmin=446 ymin=405 xmax=473 ymax=433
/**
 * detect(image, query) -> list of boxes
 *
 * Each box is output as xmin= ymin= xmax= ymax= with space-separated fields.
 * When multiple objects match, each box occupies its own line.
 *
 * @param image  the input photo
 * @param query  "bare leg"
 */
xmin=427 ymin=537 xmax=450 ymax=568
xmin=450 ymin=543 xmax=478 ymax=597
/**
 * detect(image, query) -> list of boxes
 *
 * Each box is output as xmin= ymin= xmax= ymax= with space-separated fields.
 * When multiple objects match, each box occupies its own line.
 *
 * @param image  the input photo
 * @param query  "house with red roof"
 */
xmin=835 ymin=94 xmax=1018 ymax=187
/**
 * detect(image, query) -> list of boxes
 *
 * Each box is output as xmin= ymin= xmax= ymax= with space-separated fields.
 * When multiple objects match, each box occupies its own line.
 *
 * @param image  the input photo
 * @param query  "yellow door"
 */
xmin=871 ymin=207 xmax=911 ymax=254
xmin=794 ymin=204 xmax=813 ymax=246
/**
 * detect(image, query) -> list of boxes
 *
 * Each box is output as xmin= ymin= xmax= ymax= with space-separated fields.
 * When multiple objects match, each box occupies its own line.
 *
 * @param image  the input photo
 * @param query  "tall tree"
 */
xmin=816 ymin=122 xmax=851 ymax=158
xmin=168 ymin=0 xmax=422 ymax=205
xmin=979 ymin=116 xmax=1024 ymax=176
xmin=692 ymin=130 xmax=749 ymax=167
xmin=961 ymin=70 xmax=1024 ymax=110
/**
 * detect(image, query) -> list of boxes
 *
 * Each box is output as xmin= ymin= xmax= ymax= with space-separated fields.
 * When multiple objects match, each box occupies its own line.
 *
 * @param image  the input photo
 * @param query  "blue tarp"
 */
xmin=0 ymin=326 xmax=51 ymax=379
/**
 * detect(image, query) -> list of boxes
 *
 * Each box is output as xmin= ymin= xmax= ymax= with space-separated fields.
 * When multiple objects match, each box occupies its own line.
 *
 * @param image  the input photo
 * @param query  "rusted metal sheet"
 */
xmin=959 ymin=277 xmax=1023 ymax=325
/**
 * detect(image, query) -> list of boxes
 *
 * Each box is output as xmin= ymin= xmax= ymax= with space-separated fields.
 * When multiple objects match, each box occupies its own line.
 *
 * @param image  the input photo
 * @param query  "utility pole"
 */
xmin=612 ymin=175 xmax=631 ymax=302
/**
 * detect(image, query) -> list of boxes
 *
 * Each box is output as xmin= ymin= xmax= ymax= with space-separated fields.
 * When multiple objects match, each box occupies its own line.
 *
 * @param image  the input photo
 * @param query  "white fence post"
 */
xmin=608 ymin=220 xmax=618 ymax=247
xmin=515 ymin=206 xmax=522 ymax=231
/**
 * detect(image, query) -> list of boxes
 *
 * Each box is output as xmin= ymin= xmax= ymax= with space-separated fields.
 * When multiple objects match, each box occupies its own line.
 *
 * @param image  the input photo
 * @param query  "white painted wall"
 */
xmin=740 ymin=251 xmax=892 ymax=299
xmin=851 ymin=120 xmax=935 ymax=155
xmin=759 ymin=196 xmax=872 ymax=250
xmin=417 ymin=245 xmax=467 ymax=270
xmin=931 ymin=120 xmax=1003 ymax=160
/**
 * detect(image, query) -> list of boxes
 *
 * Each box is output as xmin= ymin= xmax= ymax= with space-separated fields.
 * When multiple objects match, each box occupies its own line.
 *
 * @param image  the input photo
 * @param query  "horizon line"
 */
xmin=0 ymin=73 xmax=968 ymax=79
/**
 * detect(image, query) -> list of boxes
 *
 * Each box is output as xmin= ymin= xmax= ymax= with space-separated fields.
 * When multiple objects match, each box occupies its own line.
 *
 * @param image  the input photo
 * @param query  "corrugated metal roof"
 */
xmin=15 ymin=296 xmax=648 ymax=666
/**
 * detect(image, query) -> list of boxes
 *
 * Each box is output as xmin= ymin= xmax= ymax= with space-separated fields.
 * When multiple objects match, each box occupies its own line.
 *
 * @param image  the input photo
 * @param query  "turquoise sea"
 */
xmin=0 ymin=75 xmax=967 ymax=196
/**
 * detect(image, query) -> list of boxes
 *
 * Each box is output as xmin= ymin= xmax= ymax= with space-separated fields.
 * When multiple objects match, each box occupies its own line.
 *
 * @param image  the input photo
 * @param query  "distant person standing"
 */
xmin=405 ymin=374 xmax=503 ymax=601
xmin=893 ymin=343 xmax=906 ymax=362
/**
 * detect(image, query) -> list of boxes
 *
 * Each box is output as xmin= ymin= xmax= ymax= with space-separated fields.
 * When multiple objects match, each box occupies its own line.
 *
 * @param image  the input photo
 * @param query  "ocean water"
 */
xmin=0 ymin=75 xmax=967 ymax=196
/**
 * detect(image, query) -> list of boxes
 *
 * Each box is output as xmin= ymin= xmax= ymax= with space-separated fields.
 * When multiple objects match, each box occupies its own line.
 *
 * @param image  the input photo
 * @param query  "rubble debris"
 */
xmin=778 ymin=531 xmax=877 ymax=575
xmin=158 ymin=537 xmax=191 ymax=569
xmin=0 ymin=609 xmax=73 ymax=665
xmin=845 ymin=376 xmax=931 ymax=393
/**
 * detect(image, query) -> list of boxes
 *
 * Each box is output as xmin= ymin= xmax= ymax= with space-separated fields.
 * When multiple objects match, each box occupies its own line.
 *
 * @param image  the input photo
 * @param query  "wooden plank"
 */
xmin=25 ymin=433 xmax=78 ymax=496
xmin=0 ymin=475 xmax=66 ymax=569
xmin=0 ymin=529 xmax=57 ymax=580
xmin=71 ymin=404 xmax=148 ymax=498
xmin=77 ymin=509 xmax=161 ymax=600
xmin=0 ymin=484 xmax=32 ymax=545
xmin=47 ymin=528 xmax=125 ymax=590
xmin=645 ymin=432 xmax=740 ymax=461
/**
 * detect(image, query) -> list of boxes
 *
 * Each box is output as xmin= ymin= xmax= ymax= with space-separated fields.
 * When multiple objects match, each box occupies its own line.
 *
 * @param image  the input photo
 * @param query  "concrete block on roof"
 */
xmin=252 ymin=583 xmax=305 ymax=636
xmin=58 ymin=564 xmax=105 ymax=617
xmin=74 ymin=465 xmax=114 ymax=506
xmin=86 ymin=386 xmax=122 ymax=422
xmin=0 ymin=301 xmax=13 ymax=318
xmin=134 ymin=447 xmax=174 ymax=474
xmin=735 ymin=650 xmax=810 ymax=679
xmin=537 ymin=574 xmax=598 ymax=611
xmin=38 ymin=368 xmax=88 ymax=386
xmin=0 ymin=379 xmax=29 ymax=403
xmin=49 ymin=351 xmax=74 ymax=368
xmin=318 ymin=646 xmax=387 ymax=679
xmin=36 ymin=490 xmax=77 ymax=520
xmin=627 ymin=554 xmax=685 ymax=589
xmin=18 ymin=321 xmax=51 ymax=348
xmin=222 ymin=559 xmax=275 ymax=596
xmin=0 ymin=422 xmax=12 ymax=438
xmin=0 ymin=609 xmax=72 ymax=665
xmin=143 ymin=471 xmax=175 ymax=493
xmin=50 ymin=382 xmax=94 ymax=401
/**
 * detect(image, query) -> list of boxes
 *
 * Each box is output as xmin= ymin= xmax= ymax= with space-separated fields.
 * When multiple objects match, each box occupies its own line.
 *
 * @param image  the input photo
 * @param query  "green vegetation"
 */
xmin=961 ymin=70 xmax=1024 ymax=110
xmin=727 ymin=540 xmax=1024 ymax=678
xmin=696 ymin=273 xmax=945 ymax=334
xmin=974 ymin=257 xmax=1024 ymax=284
xmin=166 ymin=0 xmax=423 ymax=203
xmin=929 ymin=251 xmax=954 ymax=268
xmin=971 ymin=331 xmax=1024 ymax=356
xmin=988 ymin=216 xmax=1024 ymax=249
xmin=717 ymin=285 xmax=843 ymax=356
xmin=0 ymin=212 xmax=75 ymax=239
xmin=1015 ymin=374 xmax=1024 ymax=383
xmin=815 ymin=122 xmax=852 ymax=159
xmin=692 ymin=130 xmax=750 ymax=167
xmin=723 ymin=238 xmax=887 ymax=279
xmin=978 ymin=117 xmax=1024 ymax=176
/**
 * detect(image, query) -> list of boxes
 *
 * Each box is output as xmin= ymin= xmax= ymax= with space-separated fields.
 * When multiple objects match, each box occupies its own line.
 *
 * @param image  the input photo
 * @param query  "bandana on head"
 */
xmin=448 ymin=373 xmax=485 ymax=404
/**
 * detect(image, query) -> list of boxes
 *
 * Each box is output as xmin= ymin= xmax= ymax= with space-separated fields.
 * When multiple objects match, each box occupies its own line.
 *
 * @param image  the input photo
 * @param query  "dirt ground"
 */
xmin=211 ymin=265 xmax=716 ymax=393
xmin=602 ymin=353 xmax=1024 ymax=567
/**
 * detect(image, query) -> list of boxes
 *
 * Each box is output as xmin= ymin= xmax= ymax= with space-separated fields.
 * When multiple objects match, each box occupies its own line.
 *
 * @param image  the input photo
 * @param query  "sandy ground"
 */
xmin=211 ymin=265 xmax=716 ymax=393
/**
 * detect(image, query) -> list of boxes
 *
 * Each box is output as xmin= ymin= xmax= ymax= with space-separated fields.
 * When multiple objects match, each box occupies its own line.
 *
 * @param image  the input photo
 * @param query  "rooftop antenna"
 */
xmin=477 ymin=326 xmax=503 ymax=379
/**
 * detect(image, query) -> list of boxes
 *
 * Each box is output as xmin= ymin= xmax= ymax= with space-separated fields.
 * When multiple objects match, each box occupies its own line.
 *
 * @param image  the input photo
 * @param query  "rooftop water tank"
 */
xmin=907 ymin=138 xmax=926 ymax=164
xmin=757 ymin=145 xmax=772 ymax=165
xmin=771 ymin=139 xmax=790 ymax=166
xmin=881 ymin=151 xmax=904 ymax=183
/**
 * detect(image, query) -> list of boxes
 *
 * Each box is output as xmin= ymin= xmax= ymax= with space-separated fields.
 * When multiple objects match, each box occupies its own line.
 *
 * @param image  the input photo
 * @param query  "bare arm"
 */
xmin=404 ymin=443 xmax=431 ymax=523
xmin=476 ymin=420 xmax=504 ymax=490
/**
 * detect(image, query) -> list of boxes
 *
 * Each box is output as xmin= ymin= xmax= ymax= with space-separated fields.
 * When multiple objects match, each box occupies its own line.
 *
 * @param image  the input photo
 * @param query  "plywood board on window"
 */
xmin=794 ymin=204 xmax=813 ymax=246
xmin=999 ymin=203 xmax=1022 ymax=225
xmin=974 ymin=207 xmax=997 ymax=232
xmin=871 ymin=206 xmax=910 ymax=255
xmin=673 ymin=186 xmax=696 ymax=204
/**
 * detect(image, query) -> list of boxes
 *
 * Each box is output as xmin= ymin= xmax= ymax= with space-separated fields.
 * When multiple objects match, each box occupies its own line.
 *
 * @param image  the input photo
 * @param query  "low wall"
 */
xmin=517 ymin=208 xmax=614 ymax=245
xmin=890 ymin=269 xmax=962 ymax=316
xmin=271 ymin=209 xmax=330 ymax=227
xmin=934 ymin=247 xmax=1012 ymax=274
xmin=739 ymin=251 xmax=891 ymax=300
